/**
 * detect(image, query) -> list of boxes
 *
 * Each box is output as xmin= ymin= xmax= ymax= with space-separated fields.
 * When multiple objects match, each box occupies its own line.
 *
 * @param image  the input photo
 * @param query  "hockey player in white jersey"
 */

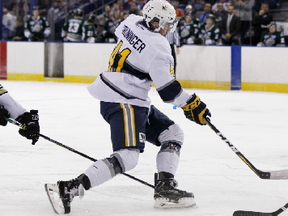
xmin=0 ymin=84 xmax=40 ymax=144
xmin=45 ymin=0 xmax=211 ymax=213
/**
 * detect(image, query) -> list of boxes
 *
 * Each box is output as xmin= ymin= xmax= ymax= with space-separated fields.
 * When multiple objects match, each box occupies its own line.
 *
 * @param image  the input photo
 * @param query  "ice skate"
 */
xmin=154 ymin=172 xmax=196 ymax=209
xmin=45 ymin=178 xmax=84 ymax=214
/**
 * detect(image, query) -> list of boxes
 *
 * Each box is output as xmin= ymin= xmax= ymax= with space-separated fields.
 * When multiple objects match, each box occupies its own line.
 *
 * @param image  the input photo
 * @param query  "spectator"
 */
xmin=171 ymin=0 xmax=185 ymax=18
xmin=58 ymin=0 xmax=66 ymax=12
xmin=214 ymin=3 xmax=228 ymax=29
xmin=21 ymin=4 xmax=30 ymax=18
xmin=111 ymin=2 xmax=120 ymax=14
xmin=182 ymin=4 xmax=199 ymax=23
xmin=68 ymin=0 xmax=79 ymax=10
xmin=39 ymin=0 xmax=50 ymax=17
xmin=231 ymin=0 xmax=253 ymax=45
xmin=49 ymin=0 xmax=64 ymax=21
xmin=61 ymin=8 xmax=85 ymax=42
xmin=82 ymin=14 xmax=97 ymax=43
xmin=101 ymin=5 xmax=112 ymax=22
xmin=221 ymin=5 xmax=241 ymax=45
xmin=24 ymin=6 xmax=51 ymax=41
xmin=257 ymin=21 xmax=285 ymax=46
xmin=178 ymin=13 xmax=199 ymax=45
xmin=184 ymin=4 xmax=193 ymax=14
xmin=212 ymin=0 xmax=230 ymax=13
xmin=198 ymin=14 xmax=222 ymax=45
xmin=179 ymin=6 xmax=200 ymax=27
xmin=104 ymin=9 xmax=123 ymax=42
xmin=95 ymin=24 xmax=106 ymax=43
xmin=198 ymin=3 xmax=213 ymax=24
xmin=129 ymin=2 xmax=140 ymax=15
xmin=2 ymin=10 xmax=17 ymax=39
xmin=117 ymin=0 xmax=129 ymax=12
xmin=251 ymin=2 xmax=273 ymax=45
xmin=136 ymin=0 xmax=147 ymax=10
xmin=193 ymin=0 xmax=206 ymax=13
xmin=93 ymin=15 xmax=106 ymax=43
xmin=280 ymin=15 xmax=288 ymax=45
xmin=253 ymin=0 xmax=280 ymax=14
xmin=12 ymin=16 xmax=27 ymax=41
xmin=123 ymin=11 xmax=130 ymax=20
xmin=96 ymin=15 xmax=106 ymax=27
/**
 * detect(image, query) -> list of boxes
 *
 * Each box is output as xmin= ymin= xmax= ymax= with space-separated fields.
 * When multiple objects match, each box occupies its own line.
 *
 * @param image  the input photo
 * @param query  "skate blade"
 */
xmin=79 ymin=184 xmax=85 ymax=199
xmin=45 ymin=183 xmax=66 ymax=214
xmin=154 ymin=197 xmax=196 ymax=209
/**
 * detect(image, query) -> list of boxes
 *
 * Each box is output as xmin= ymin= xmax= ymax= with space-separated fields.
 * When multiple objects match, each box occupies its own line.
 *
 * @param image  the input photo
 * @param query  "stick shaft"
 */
xmin=204 ymin=117 xmax=270 ymax=179
xmin=7 ymin=118 xmax=155 ymax=189
xmin=38 ymin=134 xmax=154 ymax=188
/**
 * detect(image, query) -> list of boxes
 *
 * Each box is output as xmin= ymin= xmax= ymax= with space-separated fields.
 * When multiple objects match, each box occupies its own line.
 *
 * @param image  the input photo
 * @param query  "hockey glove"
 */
xmin=16 ymin=110 xmax=40 ymax=145
xmin=0 ymin=105 xmax=10 ymax=126
xmin=181 ymin=94 xmax=211 ymax=125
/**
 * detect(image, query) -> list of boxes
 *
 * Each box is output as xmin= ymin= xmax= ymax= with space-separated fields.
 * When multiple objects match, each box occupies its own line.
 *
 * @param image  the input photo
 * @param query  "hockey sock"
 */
xmin=84 ymin=156 xmax=122 ymax=188
xmin=156 ymin=142 xmax=181 ymax=176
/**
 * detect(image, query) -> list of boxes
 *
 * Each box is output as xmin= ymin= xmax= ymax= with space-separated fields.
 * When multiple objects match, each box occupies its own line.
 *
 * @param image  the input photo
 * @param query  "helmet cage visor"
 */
xmin=154 ymin=17 xmax=178 ymax=33
xmin=168 ymin=19 xmax=178 ymax=32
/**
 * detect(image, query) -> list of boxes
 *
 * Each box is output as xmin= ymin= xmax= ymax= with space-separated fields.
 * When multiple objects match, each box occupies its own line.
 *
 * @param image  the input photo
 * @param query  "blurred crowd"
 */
xmin=2 ymin=0 xmax=288 ymax=46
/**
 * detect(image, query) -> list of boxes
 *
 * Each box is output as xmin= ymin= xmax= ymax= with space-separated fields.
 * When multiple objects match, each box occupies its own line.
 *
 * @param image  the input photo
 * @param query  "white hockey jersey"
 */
xmin=0 ymin=84 xmax=26 ymax=119
xmin=88 ymin=14 xmax=191 ymax=108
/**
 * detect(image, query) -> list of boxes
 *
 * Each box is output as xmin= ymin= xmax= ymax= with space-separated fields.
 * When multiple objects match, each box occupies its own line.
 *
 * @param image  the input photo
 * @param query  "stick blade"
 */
xmin=233 ymin=210 xmax=273 ymax=216
xmin=269 ymin=169 xmax=288 ymax=179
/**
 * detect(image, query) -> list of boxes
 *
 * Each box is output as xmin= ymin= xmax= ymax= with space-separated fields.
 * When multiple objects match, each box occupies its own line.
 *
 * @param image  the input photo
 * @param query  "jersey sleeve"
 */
xmin=0 ymin=85 xmax=26 ymax=119
xmin=148 ymin=46 xmax=190 ymax=107
xmin=24 ymin=19 xmax=31 ymax=38
xmin=43 ymin=17 xmax=51 ymax=37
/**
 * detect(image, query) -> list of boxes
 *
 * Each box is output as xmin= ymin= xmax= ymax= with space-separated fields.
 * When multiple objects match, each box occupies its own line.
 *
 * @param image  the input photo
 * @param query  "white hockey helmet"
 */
xmin=142 ymin=0 xmax=178 ymax=32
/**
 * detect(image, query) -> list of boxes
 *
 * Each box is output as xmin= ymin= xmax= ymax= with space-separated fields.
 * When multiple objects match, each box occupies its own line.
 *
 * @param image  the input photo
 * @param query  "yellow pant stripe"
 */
xmin=120 ymin=104 xmax=136 ymax=147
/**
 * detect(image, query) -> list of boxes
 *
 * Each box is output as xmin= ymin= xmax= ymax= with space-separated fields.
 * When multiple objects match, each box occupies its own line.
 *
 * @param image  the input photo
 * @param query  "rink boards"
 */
xmin=0 ymin=41 xmax=288 ymax=93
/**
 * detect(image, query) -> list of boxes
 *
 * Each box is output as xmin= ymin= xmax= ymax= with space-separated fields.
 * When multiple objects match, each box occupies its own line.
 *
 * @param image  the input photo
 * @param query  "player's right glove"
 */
xmin=0 ymin=105 xmax=10 ymax=126
xmin=181 ymin=94 xmax=211 ymax=125
xmin=16 ymin=110 xmax=40 ymax=145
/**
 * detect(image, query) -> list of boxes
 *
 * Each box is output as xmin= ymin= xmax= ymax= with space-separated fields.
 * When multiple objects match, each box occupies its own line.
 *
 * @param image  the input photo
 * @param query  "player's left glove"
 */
xmin=0 ymin=105 xmax=10 ymax=126
xmin=16 ymin=110 xmax=40 ymax=145
xmin=181 ymin=94 xmax=211 ymax=125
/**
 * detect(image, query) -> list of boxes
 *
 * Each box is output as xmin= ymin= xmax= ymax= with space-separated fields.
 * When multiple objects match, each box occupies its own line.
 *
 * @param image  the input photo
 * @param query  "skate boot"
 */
xmin=154 ymin=172 xmax=196 ymax=209
xmin=57 ymin=178 xmax=84 ymax=214
xmin=45 ymin=175 xmax=86 ymax=214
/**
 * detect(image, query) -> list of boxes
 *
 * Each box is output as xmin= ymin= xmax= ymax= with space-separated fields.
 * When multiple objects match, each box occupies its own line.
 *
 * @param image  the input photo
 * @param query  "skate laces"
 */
xmin=68 ymin=179 xmax=83 ymax=199
xmin=171 ymin=178 xmax=178 ymax=188
xmin=156 ymin=178 xmax=192 ymax=197
xmin=157 ymin=178 xmax=177 ymax=190
xmin=59 ymin=179 xmax=84 ymax=201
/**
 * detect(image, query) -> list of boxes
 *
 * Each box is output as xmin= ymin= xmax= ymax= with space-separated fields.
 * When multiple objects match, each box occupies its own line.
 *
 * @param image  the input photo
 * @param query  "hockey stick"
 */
xmin=204 ymin=117 xmax=288 ymax=180
xmin=6 ymin=118 xmax=155 ymax=189
xmin=233 ymin=202 xmax=288 ymax=216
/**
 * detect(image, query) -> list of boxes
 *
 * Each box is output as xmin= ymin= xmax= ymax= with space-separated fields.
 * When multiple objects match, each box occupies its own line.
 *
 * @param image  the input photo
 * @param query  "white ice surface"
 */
xmin=1 ymin=80 xmax=288 ymax=216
